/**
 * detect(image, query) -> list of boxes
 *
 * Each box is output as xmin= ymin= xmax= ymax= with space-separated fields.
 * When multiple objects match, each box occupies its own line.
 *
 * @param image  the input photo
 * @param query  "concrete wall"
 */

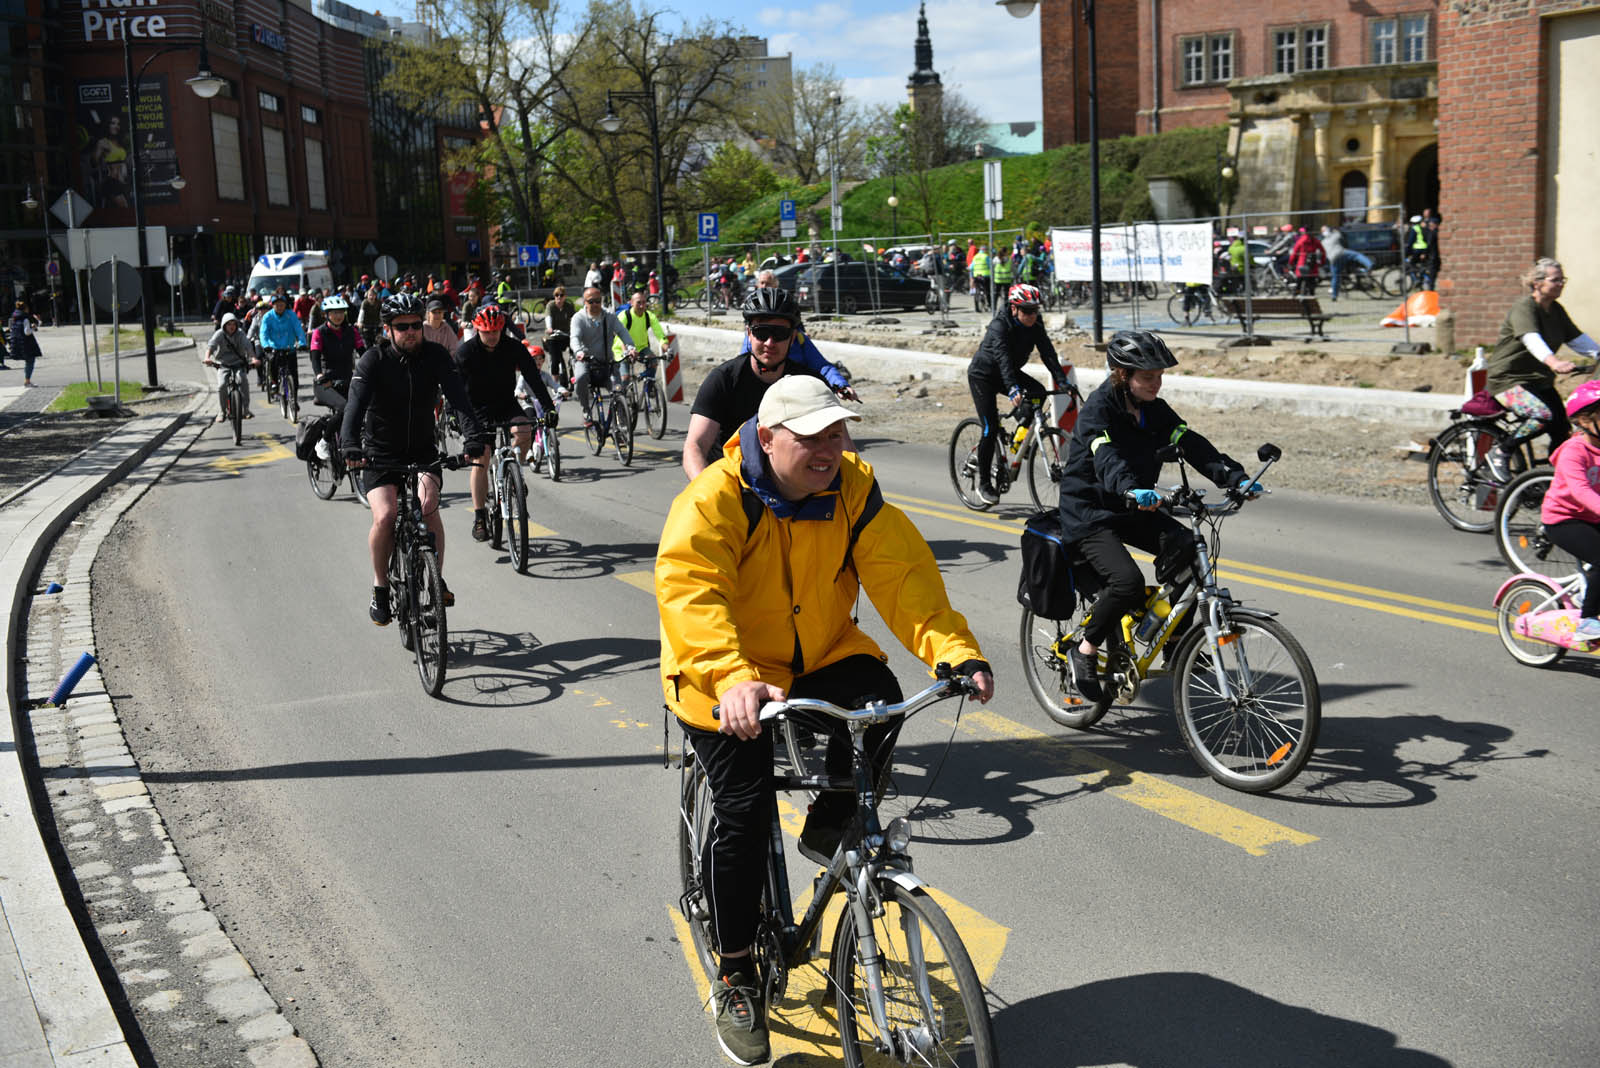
xmin=1544 ymin=9 xmax=1600 ymax=340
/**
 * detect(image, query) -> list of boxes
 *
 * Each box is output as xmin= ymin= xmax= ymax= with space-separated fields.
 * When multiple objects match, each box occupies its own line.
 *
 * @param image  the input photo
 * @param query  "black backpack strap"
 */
xmin=836 ymin=478 xmax=884 ymax=580
xmin=740 ymin=485 xmax=763 ymax=540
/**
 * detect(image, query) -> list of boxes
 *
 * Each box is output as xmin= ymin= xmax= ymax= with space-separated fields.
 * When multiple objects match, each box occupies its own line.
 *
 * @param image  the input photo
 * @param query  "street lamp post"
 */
xmin=121 ymin=34 xmax=225 ymax=387
xmin=828 ymin=91 xmax=842 ymax=315
xmin=20 ymin=184 xmax=59 ymax=326
xmin=996 ymin=0 xmax=1100 ymax=343
xmin=599 ymin=86 xmax=667 ymax=302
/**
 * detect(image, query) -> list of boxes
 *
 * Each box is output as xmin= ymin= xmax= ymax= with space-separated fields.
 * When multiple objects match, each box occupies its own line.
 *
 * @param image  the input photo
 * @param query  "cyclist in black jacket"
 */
xmin=1057 ymin=330 xmax=1253 ymax=700
xmin=454 ymin=304 xmax=557 ymax=542
xmin=341 ymin=292 xmax=486 ymax=626
xmin=967 ymin=282 xmax=1068 ymax=503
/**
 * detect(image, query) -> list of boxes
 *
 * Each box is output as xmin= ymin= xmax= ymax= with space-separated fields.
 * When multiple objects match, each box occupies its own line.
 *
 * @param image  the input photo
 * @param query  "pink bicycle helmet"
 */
xmin=1565 ymin=379 xmax=1600 ymax=419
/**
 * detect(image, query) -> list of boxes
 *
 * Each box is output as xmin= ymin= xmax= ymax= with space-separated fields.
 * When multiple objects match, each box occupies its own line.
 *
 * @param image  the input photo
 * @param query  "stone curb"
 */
xmin=671 ymin=323 xmax=1462 ymax=424
xmin=1 ymin=395 xmax=314 ymax=1066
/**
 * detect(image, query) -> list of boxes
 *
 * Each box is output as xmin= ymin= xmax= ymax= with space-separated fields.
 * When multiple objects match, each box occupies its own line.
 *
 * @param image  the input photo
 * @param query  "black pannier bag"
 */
xmin=1016 ymin=510 xmax=1075 ymax=619
xmin=294 ymin=414 xmax=333 ymax=461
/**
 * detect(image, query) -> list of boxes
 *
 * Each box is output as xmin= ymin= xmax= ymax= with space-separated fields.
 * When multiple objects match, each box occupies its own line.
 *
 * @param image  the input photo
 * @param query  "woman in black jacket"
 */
xmin=1057 ymin=330 xmax=1251 ymax=700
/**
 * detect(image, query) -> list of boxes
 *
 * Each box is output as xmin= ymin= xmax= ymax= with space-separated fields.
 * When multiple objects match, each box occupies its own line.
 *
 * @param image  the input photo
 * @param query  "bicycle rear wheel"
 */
xmin=643 ymin=381 xmax=667 ymax=439
xmin=1428 ymin=422 xmax=1515 ymax=533
xmin=1494 ymin=578 xmax=1568 ymax=667
xmin=1025 ymin=427 xmax=1068 ymax=511
xmin=279 ymin=371 xmax=292 ymax=422
xmin=947 ymin=418 xmax=994 ymax=512
xmin=1170 ymin=614 xmax=1320 ymax=793
xmin=1019 ymin=609 xmax=1112 ymax=729
xmin=585 ymin=400 xmax=606 ymax=455
xmin=487 ymin=464 xmax=505 ymax=549
xmin=349 ymin=469 xmax=369 ymax=506
xmin=306 ymin=456 xmax=338 ymax=499
xmin=504 ymin=464 xmax=530 ymax=573
xmin=676 ymin=753 xmax=719 ymax=979
xmin=1496 ymin=471 xmax=1578 ymax=576
xmin=229 ymin=387 xmax=243 ymax=446
xmin=831 ymin=882 xmax=997 ymax=1068
xmin=609 ymin=395 xmax=634 ymax=466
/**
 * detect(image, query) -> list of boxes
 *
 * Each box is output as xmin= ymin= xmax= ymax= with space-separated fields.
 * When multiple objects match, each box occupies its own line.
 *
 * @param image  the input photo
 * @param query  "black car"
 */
xmin=1341 ymin=222 xmax=1402 ymax=268
xmin=796 ymin=262 xmax=934 ymax=314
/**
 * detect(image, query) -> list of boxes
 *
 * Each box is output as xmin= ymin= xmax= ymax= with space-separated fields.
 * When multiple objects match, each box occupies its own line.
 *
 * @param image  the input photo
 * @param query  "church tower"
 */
xmin=906 ymin=1 xmax=943 ymax=113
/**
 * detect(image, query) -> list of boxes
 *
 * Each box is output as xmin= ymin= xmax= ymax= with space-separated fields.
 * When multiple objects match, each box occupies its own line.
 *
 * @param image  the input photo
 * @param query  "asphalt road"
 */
xmin=91 ymin=393 xmax=1598 ymax=1067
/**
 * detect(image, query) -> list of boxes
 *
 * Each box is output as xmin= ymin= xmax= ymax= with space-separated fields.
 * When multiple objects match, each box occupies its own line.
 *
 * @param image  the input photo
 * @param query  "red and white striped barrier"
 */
xmin=664 ymin=334 xmax=684 ymax=402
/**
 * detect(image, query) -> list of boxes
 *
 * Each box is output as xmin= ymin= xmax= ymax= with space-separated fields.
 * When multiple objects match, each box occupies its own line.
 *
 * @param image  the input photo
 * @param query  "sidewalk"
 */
xmin=1 ymin=391 xmax=203 ymax=1065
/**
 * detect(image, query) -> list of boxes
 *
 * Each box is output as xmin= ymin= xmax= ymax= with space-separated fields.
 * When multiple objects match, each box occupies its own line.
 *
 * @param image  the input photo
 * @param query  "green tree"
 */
xmin=691 ymin=143 xmax=779 ymax=220
xmin=743 ymin=64 xmax=868 ymax=185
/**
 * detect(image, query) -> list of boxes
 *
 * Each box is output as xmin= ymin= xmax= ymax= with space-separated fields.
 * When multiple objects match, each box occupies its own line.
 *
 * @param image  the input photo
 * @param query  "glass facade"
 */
xmin=2 ymin=0 xmax=68 ymax=302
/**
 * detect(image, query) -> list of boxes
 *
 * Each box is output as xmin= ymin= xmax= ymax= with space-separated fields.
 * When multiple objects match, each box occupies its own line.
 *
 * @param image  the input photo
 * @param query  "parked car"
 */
xmin=1341 ymin=222 xmax=1402 ymax=268
xmin=796 ymin=262 xmax=934 ymax=314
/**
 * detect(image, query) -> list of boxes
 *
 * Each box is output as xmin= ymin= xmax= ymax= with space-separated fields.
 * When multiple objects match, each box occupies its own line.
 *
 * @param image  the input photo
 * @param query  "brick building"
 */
xmin=1438 ymin=1 xmax=1598 ymax=347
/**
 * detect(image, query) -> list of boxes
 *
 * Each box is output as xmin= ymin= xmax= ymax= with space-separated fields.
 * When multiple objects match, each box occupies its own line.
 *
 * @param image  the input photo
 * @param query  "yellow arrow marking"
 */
xmin=956 ymin=708 xmax=1317 ymax=856
xmin=208 ymin=434 xmax=293 ymax=476
xmin=615 ymin=570 xmax=655 ymax=593
xmin=671 ymin=798 xmax=1008 ymax=1062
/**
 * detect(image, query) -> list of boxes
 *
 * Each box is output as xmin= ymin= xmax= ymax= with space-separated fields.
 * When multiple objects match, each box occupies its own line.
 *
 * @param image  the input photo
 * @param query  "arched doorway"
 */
xmin=1340 ymin=171 xmax=1370 ymax=222
xmin=1404 ymin=143 xmax=1439 ymax=218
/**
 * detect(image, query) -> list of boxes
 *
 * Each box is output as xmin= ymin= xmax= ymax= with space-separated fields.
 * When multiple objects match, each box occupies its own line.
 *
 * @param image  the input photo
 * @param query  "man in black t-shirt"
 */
xmin=682 ymin=288 xmax=824 ymax=480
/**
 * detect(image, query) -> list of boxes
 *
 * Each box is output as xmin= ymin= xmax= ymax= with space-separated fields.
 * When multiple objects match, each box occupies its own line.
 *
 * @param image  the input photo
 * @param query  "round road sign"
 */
xmin=90 ymin=260 xmax=142 ymax=315
xmin=164 ymin=261 xmax=185 ymax=287
xmin=374 ymin=254 xmax=399 ymax=280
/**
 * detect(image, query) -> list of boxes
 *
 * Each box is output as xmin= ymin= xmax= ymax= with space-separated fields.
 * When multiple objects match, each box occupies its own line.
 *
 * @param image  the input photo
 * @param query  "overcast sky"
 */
xmin=650 ymin=0 xmax=1044 ymax=124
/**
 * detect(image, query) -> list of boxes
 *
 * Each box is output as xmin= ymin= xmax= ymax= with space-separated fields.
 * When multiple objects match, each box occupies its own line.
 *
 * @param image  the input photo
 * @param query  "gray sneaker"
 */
xmin=1484 ymin=446 xmax=1513 ymax=483
xmin=710 ymin=971 xmax=769 ymax=1065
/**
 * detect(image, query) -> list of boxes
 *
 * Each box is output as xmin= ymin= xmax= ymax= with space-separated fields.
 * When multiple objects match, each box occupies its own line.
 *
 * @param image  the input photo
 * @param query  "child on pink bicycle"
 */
xmin=1542 ymin=380 xmax=1600 ymax=640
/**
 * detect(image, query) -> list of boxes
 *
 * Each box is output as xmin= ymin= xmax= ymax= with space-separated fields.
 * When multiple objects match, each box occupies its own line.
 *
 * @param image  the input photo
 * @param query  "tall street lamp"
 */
xmin=122 ymin=34 xmax=225 ymax=387
xmin=997 ymin=0 xmax=1101 ymax=343
xmin=20 ymin=184 xmax=60 ymax=326
xmin=599 ymin=86 xmax=667 ymax=299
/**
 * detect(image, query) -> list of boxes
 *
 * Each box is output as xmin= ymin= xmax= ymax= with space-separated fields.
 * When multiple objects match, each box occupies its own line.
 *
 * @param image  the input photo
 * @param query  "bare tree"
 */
xmin=744 ymin=64 xmax=869 ymax=185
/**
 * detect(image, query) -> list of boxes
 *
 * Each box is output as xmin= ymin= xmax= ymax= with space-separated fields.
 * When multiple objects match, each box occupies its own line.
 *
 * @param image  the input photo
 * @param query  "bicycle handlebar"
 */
xmin=712 ymin=664 xmax=980 ymax=726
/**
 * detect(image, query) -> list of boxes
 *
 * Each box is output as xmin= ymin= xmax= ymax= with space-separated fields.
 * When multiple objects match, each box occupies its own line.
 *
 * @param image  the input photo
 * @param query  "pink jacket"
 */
xmin=1541 ymin=434 xmax=1600 ymax=526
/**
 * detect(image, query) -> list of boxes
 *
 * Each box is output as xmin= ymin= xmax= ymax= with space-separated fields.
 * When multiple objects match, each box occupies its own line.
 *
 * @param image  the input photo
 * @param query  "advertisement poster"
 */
xmin=76 ymin=75 xmax=179 ymax=211
xmin=1051 ymin=223 xmax=1214 ymax=285
xmin=446 ymin=171 xmax=475 ymax=219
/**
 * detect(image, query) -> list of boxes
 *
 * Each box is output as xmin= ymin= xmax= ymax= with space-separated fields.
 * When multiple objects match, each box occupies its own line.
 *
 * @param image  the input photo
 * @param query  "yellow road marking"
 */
xmin=615 ymin=570 xmax=654 ymax=593
xmin=883 ymin=490 xmax=1492 ymax=631
xmin=958 ymin=708 xmax=1318 ymax=856
xmin=208 ymin=433 xmax=293 ymax=475
xmin=526 ymin=520 xmax=557 ymax=538
xmin=670 ymin=798 xmax=1008 ymax=1061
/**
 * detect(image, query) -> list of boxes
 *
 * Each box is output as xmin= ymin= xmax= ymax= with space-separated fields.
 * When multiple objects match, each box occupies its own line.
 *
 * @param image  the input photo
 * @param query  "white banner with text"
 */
xmin=1050 ymin=223 xmax=1213 ymax=285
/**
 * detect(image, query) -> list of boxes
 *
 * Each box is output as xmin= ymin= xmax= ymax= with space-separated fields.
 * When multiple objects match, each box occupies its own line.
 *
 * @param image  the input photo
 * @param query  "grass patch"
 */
xmin=46 ymin=381 xmax=149 ymax=412
xmin=98 ymin=326 xmax=186 ymax=349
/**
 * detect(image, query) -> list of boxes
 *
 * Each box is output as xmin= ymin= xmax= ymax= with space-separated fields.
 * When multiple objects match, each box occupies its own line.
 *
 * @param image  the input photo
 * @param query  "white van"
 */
xmin=247 ymin=250 xmax=334 ymax=298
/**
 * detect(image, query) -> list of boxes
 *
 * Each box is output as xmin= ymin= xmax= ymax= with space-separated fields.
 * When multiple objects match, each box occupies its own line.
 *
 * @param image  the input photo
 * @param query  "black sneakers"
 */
xmin=1067 ymin=644 xmax=1104 ymax=702
xmin=471 ymin=510 xmax=489 ymax=542
xmin=369 ymin=586 xmax=391 ymax=626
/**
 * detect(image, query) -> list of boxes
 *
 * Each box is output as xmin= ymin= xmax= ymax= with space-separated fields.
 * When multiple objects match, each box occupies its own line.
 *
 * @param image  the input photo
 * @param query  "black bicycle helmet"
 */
xmin=741 ymin=286 xmax=801 ymax=326
xmin=381 ymin=291 xmax=424 ymax=323
xmin=1105 ymin=329 xmax=1178 ymax=372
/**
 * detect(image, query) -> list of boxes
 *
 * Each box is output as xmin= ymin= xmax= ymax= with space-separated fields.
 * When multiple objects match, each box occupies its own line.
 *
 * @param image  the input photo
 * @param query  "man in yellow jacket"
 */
xmin=655 ymin=374 xmax=994 ymax=1065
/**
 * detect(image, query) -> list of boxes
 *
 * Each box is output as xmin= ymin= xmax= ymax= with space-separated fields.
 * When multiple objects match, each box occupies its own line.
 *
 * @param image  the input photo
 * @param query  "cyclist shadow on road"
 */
xmin=924 ymin=539 xmax=1010 ymax=572
xmin=505 ymin=537 xmax=659 ymax=580
xmin=993 ymin=972 xmax=1451 ymax=1067
xmin=438 ymin=630 xmax=657 ymax=708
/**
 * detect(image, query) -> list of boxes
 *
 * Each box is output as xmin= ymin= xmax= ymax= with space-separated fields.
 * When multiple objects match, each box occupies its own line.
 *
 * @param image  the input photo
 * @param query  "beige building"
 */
xmin=1226 ymin=61 xmax=1437 ymax=223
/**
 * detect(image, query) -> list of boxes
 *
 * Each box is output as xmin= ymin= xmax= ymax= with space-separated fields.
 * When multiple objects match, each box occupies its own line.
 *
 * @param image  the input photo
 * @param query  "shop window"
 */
xmin=305 ymin=137 xmax=326 ymax=211
xmin=212 ymin=112 xmax=244 ymax=201
xmin=262 ymin=125 xmax=290 ymax=206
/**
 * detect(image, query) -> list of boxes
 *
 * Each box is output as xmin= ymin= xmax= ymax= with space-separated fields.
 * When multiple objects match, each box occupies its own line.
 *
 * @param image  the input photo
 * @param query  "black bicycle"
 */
xmin=582 ymin=367 xmax=634 ymax=466
xmin=364 ymin=454 xmax=462 ymax=696
xmin=303 ymin=381 xmax=367 ymax=504
xmin=205 ymin=358 xmax=256 ymax=446
xmin=266 ymin=347 xmax=299 ymax=423
xmin=677 ymin=665 xmax=997 ymax=1067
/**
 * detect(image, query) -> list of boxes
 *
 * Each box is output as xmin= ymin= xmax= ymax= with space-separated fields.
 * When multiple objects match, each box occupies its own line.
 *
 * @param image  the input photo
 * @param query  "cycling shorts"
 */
xmin=363 ymin=462 xmax=442 ymax=495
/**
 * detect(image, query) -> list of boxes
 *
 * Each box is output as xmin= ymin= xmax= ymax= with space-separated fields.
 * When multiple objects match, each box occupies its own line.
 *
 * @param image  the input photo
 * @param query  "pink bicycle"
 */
xmin=1494 ymin=563 xmax=1596 ymax=667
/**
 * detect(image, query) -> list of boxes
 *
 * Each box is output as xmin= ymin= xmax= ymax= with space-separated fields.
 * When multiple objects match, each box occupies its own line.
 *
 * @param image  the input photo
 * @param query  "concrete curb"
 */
xmin=670 ymin=323 xmax=1462 ymax=424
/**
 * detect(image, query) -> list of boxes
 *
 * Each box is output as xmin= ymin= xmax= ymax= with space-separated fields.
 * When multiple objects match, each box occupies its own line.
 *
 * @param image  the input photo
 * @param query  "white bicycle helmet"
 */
xmin=321 ymin=294 xmax=349 ymax=313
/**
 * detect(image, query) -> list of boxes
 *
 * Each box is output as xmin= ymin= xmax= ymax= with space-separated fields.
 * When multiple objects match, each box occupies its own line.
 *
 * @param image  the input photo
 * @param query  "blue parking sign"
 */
xmin=697 ymin=213 xmax=719 ymax=243
xmin=779 ymin=199 xmax=796 ymax=222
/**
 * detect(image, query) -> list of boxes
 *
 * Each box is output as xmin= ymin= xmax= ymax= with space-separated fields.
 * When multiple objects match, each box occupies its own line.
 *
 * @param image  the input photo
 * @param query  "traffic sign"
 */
xmin=542 ymin=246 xmax=560 ymax=264
xmin=374 ymin=254 xmax=399 ymax=279
xmin=543 ymin=232 xmax=561 ymax=249
xmin=364 ymin=241 xmax=380 ymax=256
xmin=90 ymin=259 xmax=142 ymax=315
xmin=51 ymin=189 xmax=91 ymax=229
xmin=779 ymin=199 xmax=796 ymax=222
xmin=697 ymin=213 xmax=719 ymax=243
xmin=466 ymin=239 xmax=481 ymax=257
xmin=517 ymin=244 xmax=539 ymax=267
xmin=780 ymin=220 xmax=797 ymax=239
xmin=983 ymin=160 xmax=1003 ymax=221
xmin=830 ymin=205 xmax=842 ymax=232
xmin=163 ymin=260 xmax=185 ymax=287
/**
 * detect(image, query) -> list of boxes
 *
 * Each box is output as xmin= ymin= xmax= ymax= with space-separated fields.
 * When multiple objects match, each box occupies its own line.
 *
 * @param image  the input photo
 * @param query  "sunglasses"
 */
xmin=585 ymin=298 xmax=603 ymax=306
xmin=1014 ymin=304 xmax=1040 ymax=315
xmin=390 ymin=320 xmax=424 ymax=332
xmin=750 ymin=324 xmax=794 ymax=343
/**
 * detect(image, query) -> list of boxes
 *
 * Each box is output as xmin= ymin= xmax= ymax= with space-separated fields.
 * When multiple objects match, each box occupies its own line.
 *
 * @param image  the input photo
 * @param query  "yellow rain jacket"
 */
xmin=657 ymin=422 xmax=986 ymax=732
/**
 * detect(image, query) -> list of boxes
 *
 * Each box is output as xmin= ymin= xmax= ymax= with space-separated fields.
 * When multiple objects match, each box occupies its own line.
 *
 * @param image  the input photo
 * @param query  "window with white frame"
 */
xmin=1274 ymin=29 xmax=1298 ymax=74
xmin=305 ymin=137 xmax=326 ymax=211
xmin=1179 ymin=32 xmax=1234 ymax=86
xmin=1372 ymin=15 xmax=1428 ymax=64
xmin=1303 ymin=25 xmax=1328 ymax=70
xmin=1401 ymin=15 xmax=1429 ymax=62
xmin=262 ymin=125 xmax=290 ymax=206
xmin=211 ymin=112 xmax=244 ymax=200
xmin=1274 ymin=25 xmax=1330 ymax=74
xmin=1372 ymin=19 xmax=1397 ymax=64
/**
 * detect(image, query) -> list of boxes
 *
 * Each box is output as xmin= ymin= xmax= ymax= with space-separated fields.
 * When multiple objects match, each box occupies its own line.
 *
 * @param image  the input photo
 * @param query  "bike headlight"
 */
xmin=885 ymin=817 xmax=913 ymax=855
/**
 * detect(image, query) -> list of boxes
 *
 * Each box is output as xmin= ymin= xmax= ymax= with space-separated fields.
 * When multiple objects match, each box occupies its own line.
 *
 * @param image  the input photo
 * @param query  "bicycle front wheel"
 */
xmin=350 ymin=468 xmax=369 ymax=506
xmin=1428 ymin=422 xmax=1513 ymax=533
xmin=610 ymin=395 xmax=634 ymax=466
xmin=229 ymin=389 xmax=244 ymax=446
xmin=412 ymin=549 xmax=448 ymax=696
xmin=831 ymin=881 xmax=997 ymax=1068
xmin=1171 ymin=614 xmax=1320 ymax=793
xmin=544 ymin=429 xmax=562 ymax=481
xmin=676 ymin=754 xmax=719 ymax=979
xmin=947 ymin=418 xmax=993 ymax=512
xmin=1025 ymin=427 xmax=1068 ymax=511
xmin=1495 ymin=578 xmax=1567 ymax=668
xmin=643 ymin=381 xmax=667 ymax=439
xmin=504 ymin=464 xmax=530 ymax=573
xmin=1019 ymin=609 xmax=1112 ymax=729
xmin=1496 ymin=471 xmax=1578 ymax=577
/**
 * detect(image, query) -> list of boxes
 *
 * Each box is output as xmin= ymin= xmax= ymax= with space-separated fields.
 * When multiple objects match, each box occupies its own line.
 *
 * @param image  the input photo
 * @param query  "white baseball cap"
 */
xmin=758 ymin=376 xmax=860 ymax=436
